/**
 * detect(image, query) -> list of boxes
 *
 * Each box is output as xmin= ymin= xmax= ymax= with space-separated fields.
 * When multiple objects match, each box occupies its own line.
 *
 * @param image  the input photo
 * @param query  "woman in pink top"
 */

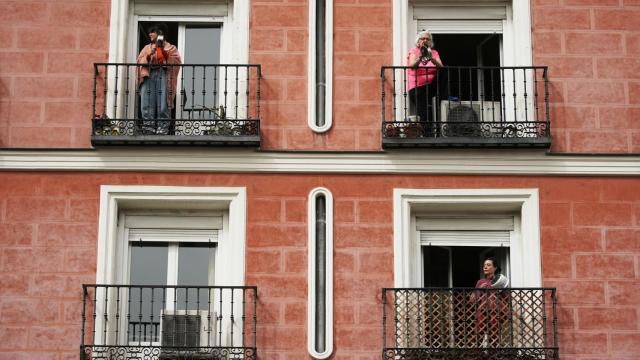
xmin=406 ymin=31 xmax=443 ymax=126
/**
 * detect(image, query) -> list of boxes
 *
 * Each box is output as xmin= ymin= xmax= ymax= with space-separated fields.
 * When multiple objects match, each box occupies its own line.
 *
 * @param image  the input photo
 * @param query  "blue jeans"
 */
xmin=140 ymin=69 xmax=170 ymax=134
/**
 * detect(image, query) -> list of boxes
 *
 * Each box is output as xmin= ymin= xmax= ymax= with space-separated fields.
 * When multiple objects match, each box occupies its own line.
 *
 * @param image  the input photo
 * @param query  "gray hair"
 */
xmin=415 ymin=30 xmax=434 ymax=46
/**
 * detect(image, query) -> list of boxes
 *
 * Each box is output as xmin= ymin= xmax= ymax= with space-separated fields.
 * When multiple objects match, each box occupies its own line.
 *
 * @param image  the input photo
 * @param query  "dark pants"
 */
xmin=408 ymin=85 xmax=430 ymax=123
xmin=408 ymin=83 xmax=437 ymax=136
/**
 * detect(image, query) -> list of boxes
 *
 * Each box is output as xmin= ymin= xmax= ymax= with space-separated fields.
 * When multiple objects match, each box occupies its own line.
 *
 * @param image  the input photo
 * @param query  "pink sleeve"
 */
xmin=431 ymin=49 xmax=440 ymax=59
xmin=406 ymin=47 xmax=420 ymax=65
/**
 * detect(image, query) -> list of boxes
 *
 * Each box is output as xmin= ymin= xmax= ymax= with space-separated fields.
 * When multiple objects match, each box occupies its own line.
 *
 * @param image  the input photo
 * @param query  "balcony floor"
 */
xmin=91 ymin=134 xmax=260 ymax=147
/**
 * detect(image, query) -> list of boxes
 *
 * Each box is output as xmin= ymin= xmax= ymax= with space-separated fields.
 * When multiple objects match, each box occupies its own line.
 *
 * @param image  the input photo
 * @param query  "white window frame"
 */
xmin=307 ymin=0 xmax=334 ymax=133
xmin=307 ymin=187 xmax=334 ymax=359
xmin=108 ymin=0 xmax=247 ymax=65
xmin=393 ymin=188 xmax=541 ymax=288
xmin=94 ymin=186 xmax=246 ymax=348
xmin=121 ymin=212 xmax=223 ymax=287
xmin=106 ymin=0 xmax=249 ymax=118
xmin=395 ymin=1 xmax=533 ymax=124
xmin=396 ymin=1 xmax=532 ymax=68
xmin=96 ymin=185 xmax=246 ymax=288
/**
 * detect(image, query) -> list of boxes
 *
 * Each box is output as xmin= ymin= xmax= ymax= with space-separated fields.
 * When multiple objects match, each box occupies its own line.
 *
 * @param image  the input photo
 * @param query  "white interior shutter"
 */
xmin=134 ymin=0 xmax=228 ymax=17
xmin=125 ymin=215 xmax=223 ymax=229
xmin=413 ymin=5 xmax=507 ymax=20
xmin=416 ymin=216 xmax=514 ymax=231
xmin=420 ymin=230 xmax=510 ymax=247
xmin=129 ymin=228 xmax=219 ymax=243
xmin=417 ymin=216 xmax=513 ymax=247
xmin=125 ymin=214 xmax=222 ymax=243
xmin=417 ymin=19 xmax=503 ymax=34
xmin=414 ymin=3 xmax=506 ymax=34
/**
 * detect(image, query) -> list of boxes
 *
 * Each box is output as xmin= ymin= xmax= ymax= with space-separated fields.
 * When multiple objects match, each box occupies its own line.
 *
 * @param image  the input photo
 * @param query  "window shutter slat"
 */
xmin=420 ymin=230 xmax=510 ymax=247
xmin=128 ymin=228 xmax=218 ymax=243
xmin=413 ymin=4 xmax=507 ymax=20
xmin=417 ymin=19 xmax=503 ymax=34
xmin=134 ymin=0 xmax=228 ymax=17
xmin=416 ymin=217 xmax=514 ymax=231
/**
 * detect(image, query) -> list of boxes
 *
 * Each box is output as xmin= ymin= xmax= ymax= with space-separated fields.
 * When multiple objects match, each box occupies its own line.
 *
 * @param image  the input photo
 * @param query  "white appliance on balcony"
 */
xmin=160 ymin=309 xmax=217 ymax=348
xmin=433 ymin=99 xmax=514 ymax=137
xmin=435 ymin=99 xmax=502 ymax=123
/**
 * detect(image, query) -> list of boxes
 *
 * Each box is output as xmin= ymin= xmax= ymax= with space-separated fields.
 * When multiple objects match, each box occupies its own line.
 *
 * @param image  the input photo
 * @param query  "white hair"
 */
xmin=415 ymin=30 xmax=434 ymax=46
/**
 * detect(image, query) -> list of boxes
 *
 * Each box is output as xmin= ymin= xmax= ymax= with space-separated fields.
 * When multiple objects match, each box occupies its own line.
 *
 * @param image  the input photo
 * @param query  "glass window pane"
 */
xmin=182 ymin=27 xmax=221 ymax=119
xmin=130 ymin=245 xmax=169 ymax=285
xmin=129 ymin=245 xmax=168 ymax=343
xmin=177 ymin=244 xmax=214 ymax=310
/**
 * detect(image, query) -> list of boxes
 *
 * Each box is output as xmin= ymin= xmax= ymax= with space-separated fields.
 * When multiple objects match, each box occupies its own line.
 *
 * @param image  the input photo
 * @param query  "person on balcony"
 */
xmin=406 ymin=30 xmax=444 ymax=131
xmin=137 ymin=23 xmax=182 ymax=135
xmin=474 ymin=257 xmax=510 ymax=348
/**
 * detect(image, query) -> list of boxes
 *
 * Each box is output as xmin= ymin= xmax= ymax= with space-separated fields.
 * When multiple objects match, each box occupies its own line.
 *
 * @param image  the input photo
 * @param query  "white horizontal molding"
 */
xmin=1 ymin=149 xmax=639 ymax=175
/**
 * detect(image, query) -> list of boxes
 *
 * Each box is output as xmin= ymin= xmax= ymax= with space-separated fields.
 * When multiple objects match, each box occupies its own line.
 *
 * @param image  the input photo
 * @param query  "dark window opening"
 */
xmin=431 ymin=33 xmax=502 ymax=103
xmin=138 ymin=21 xmax=180 ymax=54
xmin=423 ymin=246 xmax=509 ymax=288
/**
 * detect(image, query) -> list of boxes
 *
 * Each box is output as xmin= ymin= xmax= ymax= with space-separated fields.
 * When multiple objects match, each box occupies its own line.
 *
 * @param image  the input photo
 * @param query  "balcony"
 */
xmin=91 ymin=63 xmax=261 ymax=147
xmin=382 ymin=288 xmax=558 ymax=359
xmin=381 ymin=66 xmax=551 ymax=148
xmin=81 ymin=284 xmax=257 ymax=360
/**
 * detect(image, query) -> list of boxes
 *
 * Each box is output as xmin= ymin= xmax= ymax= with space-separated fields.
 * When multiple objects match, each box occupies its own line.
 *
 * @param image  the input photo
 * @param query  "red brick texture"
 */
xmin=0 ymin=0 xmax=110 ymax=148
xmin=0 ymin=173 xmax=638 ymax=358
xmin=532 ymin=1 xmax=640 ymax=153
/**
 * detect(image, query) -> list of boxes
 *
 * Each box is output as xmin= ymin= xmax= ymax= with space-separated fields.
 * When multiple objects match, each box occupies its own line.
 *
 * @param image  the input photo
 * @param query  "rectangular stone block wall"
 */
xmin=532 ymin=0 xmax=640 ymax=153
xmin=0 ymin=172 xmax=638 ymax=358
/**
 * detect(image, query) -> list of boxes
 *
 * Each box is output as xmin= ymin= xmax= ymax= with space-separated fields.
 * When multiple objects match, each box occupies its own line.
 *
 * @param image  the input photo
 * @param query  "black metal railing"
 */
xmin=91 ymin=63 xmax=261 ymax=146
xmin=81 ymin=284 xmax=257 ymax=360
xmin=381 ymin=66 xmax=551 ymax=147
xmin=382 ymin=288 xmax=558 ymax=359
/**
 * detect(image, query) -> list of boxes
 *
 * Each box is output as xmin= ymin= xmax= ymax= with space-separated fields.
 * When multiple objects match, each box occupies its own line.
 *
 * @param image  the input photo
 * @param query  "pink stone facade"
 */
xmin=0 ymin=1 xmax=638 ymax=360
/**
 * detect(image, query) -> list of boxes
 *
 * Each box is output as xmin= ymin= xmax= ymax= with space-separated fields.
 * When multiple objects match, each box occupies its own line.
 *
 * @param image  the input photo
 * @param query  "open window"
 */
xmin=411 ymin=2 xmax=512 ymax=127
xmin=135 ymin=21 xmax=223 ymax=121
xmin=93 ymin=1 xmax=260 ymax=146
xmin=384 ymin=190 xmax=557 ymax=358
xmin=417 ymin=215 xmax=514 ymax=287
xmin=383 ymin=1 xmax=549 ymax=147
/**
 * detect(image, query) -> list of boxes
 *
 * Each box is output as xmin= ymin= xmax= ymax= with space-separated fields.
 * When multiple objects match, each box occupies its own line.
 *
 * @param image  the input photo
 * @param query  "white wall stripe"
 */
xmin=1 ymin=149 xmax=639 ymax=175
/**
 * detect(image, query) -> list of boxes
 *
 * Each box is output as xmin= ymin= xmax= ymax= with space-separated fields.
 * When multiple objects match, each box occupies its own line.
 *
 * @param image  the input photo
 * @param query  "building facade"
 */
xmin=0 ymin=0 xmax=639 ymax=359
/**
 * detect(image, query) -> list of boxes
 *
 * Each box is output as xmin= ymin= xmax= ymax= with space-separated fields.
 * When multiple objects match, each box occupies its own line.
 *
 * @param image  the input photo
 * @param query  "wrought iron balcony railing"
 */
xmin=382 ymin=288 xmax=558 ymax=359
xmin=91 ymin=63 xmax=261 ymax=146
xmin=381 ymin=66 xmax=551 ymax=148
xmin=81 ymin=284 xmax=257 ymax=360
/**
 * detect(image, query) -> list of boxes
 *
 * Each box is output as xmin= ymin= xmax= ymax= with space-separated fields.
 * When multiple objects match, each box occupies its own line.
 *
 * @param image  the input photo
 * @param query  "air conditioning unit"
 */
xmin=435 ymin=99 xmax=502 ymax=123
xmin=160 ymin=309 xmax=217 ymax=348
xmin=434 ymin=99 xmax=503 ymax=137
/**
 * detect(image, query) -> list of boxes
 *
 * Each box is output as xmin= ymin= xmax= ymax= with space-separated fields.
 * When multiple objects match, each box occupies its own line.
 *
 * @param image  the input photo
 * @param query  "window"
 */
xmin=307 ymin=187 xmax=334 ymax=359
xmin=386 ymin=189 xmax=554 ymax=356
xmin=398 ymin=1 xmax=532 ymax=68
xmin=124 ymin=214 xmax=220 ymax=344
xmin=92 ymin=186 xmax=249 ymax=351
xmin=417 ymin=216 xmax=514 ymax=287
xmin=101 ymin=1 xmax=254 ymax=131
xmin=392 ymin=188 xmax=542 ymax=288
xmin=387 ymin=1 xmax=540 ymax=131
xmin=308 ymin=0 xmax=334 ymax=132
